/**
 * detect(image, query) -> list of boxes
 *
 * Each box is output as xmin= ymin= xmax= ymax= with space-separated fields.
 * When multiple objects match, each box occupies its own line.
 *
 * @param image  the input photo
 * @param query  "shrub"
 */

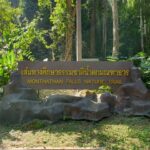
xmin=0 ymin=50 xmax=23 ymax=86
xmin=140 ymin=57 xmax=150 ymax=89
xmin=95 ymin=85 xmax=112 ymax=94
xmin=129 ymin=52 xmax=150 ymax=89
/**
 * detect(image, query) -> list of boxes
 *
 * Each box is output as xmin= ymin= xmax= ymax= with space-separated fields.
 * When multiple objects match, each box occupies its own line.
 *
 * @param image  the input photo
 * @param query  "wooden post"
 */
xmin=76 ymin=0 xmax=82 ymax=61
xmin=76 ymin=0 xmax=82 ymax=94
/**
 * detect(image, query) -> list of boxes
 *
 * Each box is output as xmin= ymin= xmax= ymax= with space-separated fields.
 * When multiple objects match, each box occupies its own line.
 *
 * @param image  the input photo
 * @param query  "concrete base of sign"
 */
xmin=114 ymin=79 xmax=150 ymax=117
xmin=0 ymin=92 xmax=111 ymax=124
xmin=0 ymin=81 xmax=149 ymax=124
xmin=64 ymin=99 xmax=111 ymax=121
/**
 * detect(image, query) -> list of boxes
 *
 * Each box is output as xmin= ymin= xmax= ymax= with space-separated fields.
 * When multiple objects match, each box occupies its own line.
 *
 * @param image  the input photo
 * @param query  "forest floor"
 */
xmin=0 ymin=116 xmax=150 ymax=150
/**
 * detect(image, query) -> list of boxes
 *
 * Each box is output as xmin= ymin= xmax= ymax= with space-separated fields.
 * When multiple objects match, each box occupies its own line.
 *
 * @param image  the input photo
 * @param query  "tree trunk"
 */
xmin=112 ymin=0 xmax=119 ymax=58
xmin=140 ymin=0 xmax=144 ymax=52
xmin=89 ymin=0 xmax=96 ymax=57
xmin=65 ymin=0 xmax=76 ymax=61
xmin=65 ymin=24 xmax=74 ymax=61
xmin=102 ymin=0 xmax=108 ymax=59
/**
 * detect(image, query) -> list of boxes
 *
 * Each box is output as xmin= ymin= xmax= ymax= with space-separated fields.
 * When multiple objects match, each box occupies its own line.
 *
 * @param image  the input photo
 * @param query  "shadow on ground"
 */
xmin=0 ymin=115 xmax=150 ymax=149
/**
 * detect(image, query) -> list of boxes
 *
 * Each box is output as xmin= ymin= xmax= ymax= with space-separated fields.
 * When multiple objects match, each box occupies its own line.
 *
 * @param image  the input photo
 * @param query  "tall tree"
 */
xmin=139 ymin=0 xmax=144 ymax=51
xmin=89 ymin=0 xmax=96 ymax=57
xmin=112 ymin=0 xmax=119 ymax=57
xmin=102 ymin=0 xmax=108 ymax=58
xmin=65 ymin=0 xmax=76 ymax=61
xmin=50 ymin=0 xmax=75 ymax=61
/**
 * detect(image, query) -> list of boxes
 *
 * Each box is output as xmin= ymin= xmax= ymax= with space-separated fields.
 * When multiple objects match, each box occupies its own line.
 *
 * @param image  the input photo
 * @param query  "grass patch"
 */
xmin=0 ymin=116 xmax=150 ymax=149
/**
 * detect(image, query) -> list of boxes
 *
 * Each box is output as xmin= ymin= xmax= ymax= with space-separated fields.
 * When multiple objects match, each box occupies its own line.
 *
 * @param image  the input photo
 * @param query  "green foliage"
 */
xmin=0 ymin=50 xmax=23 ymax=86
xmin=0 ymin=0 xmax=21 ymax=34
xmin=0 ymin=17 xmax=51 ymax=85
xmin=0 ymin=0 xmax=37 ymax=60
xmin=38 ymin=0 xmax=51 ymax=9
xmin=50 ymin=0 xmax=67 ymax=51
xmin=130 ymin=52 xmax=150 ymax=89
xmin=106 ymin=56 xmax=119 ymax=62
xmin=95 ymin=85 xmax=112 ymax=94
xmin=8 ymin=24 xmax=34 ymax=60
xmin=126 ymin=0 xmax=136 ymax=9
xmin=49 ymin=0 xmax=75 ymax=59
xmin=0 ymin=0 xmax=52 ymax=86
xmin=140 ymin=57 xmax=150 ymax=89
xmin=129 ymin=52 xmax=146 ymax=66
xmin=8 ymin=17 xmax=47 ymax=61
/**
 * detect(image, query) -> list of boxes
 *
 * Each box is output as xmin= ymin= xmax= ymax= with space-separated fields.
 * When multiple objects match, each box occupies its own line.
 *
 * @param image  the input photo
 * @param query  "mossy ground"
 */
xmin=0 ymin=116 xmax=149 ymax=150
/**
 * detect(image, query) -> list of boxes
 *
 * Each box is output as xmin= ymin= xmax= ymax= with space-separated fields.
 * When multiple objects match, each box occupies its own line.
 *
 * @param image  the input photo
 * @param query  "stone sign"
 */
xmin=1 ymin=62 xmax=150 ymax=124
xmin=18 ymin=61 xmax=133 ymax=90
